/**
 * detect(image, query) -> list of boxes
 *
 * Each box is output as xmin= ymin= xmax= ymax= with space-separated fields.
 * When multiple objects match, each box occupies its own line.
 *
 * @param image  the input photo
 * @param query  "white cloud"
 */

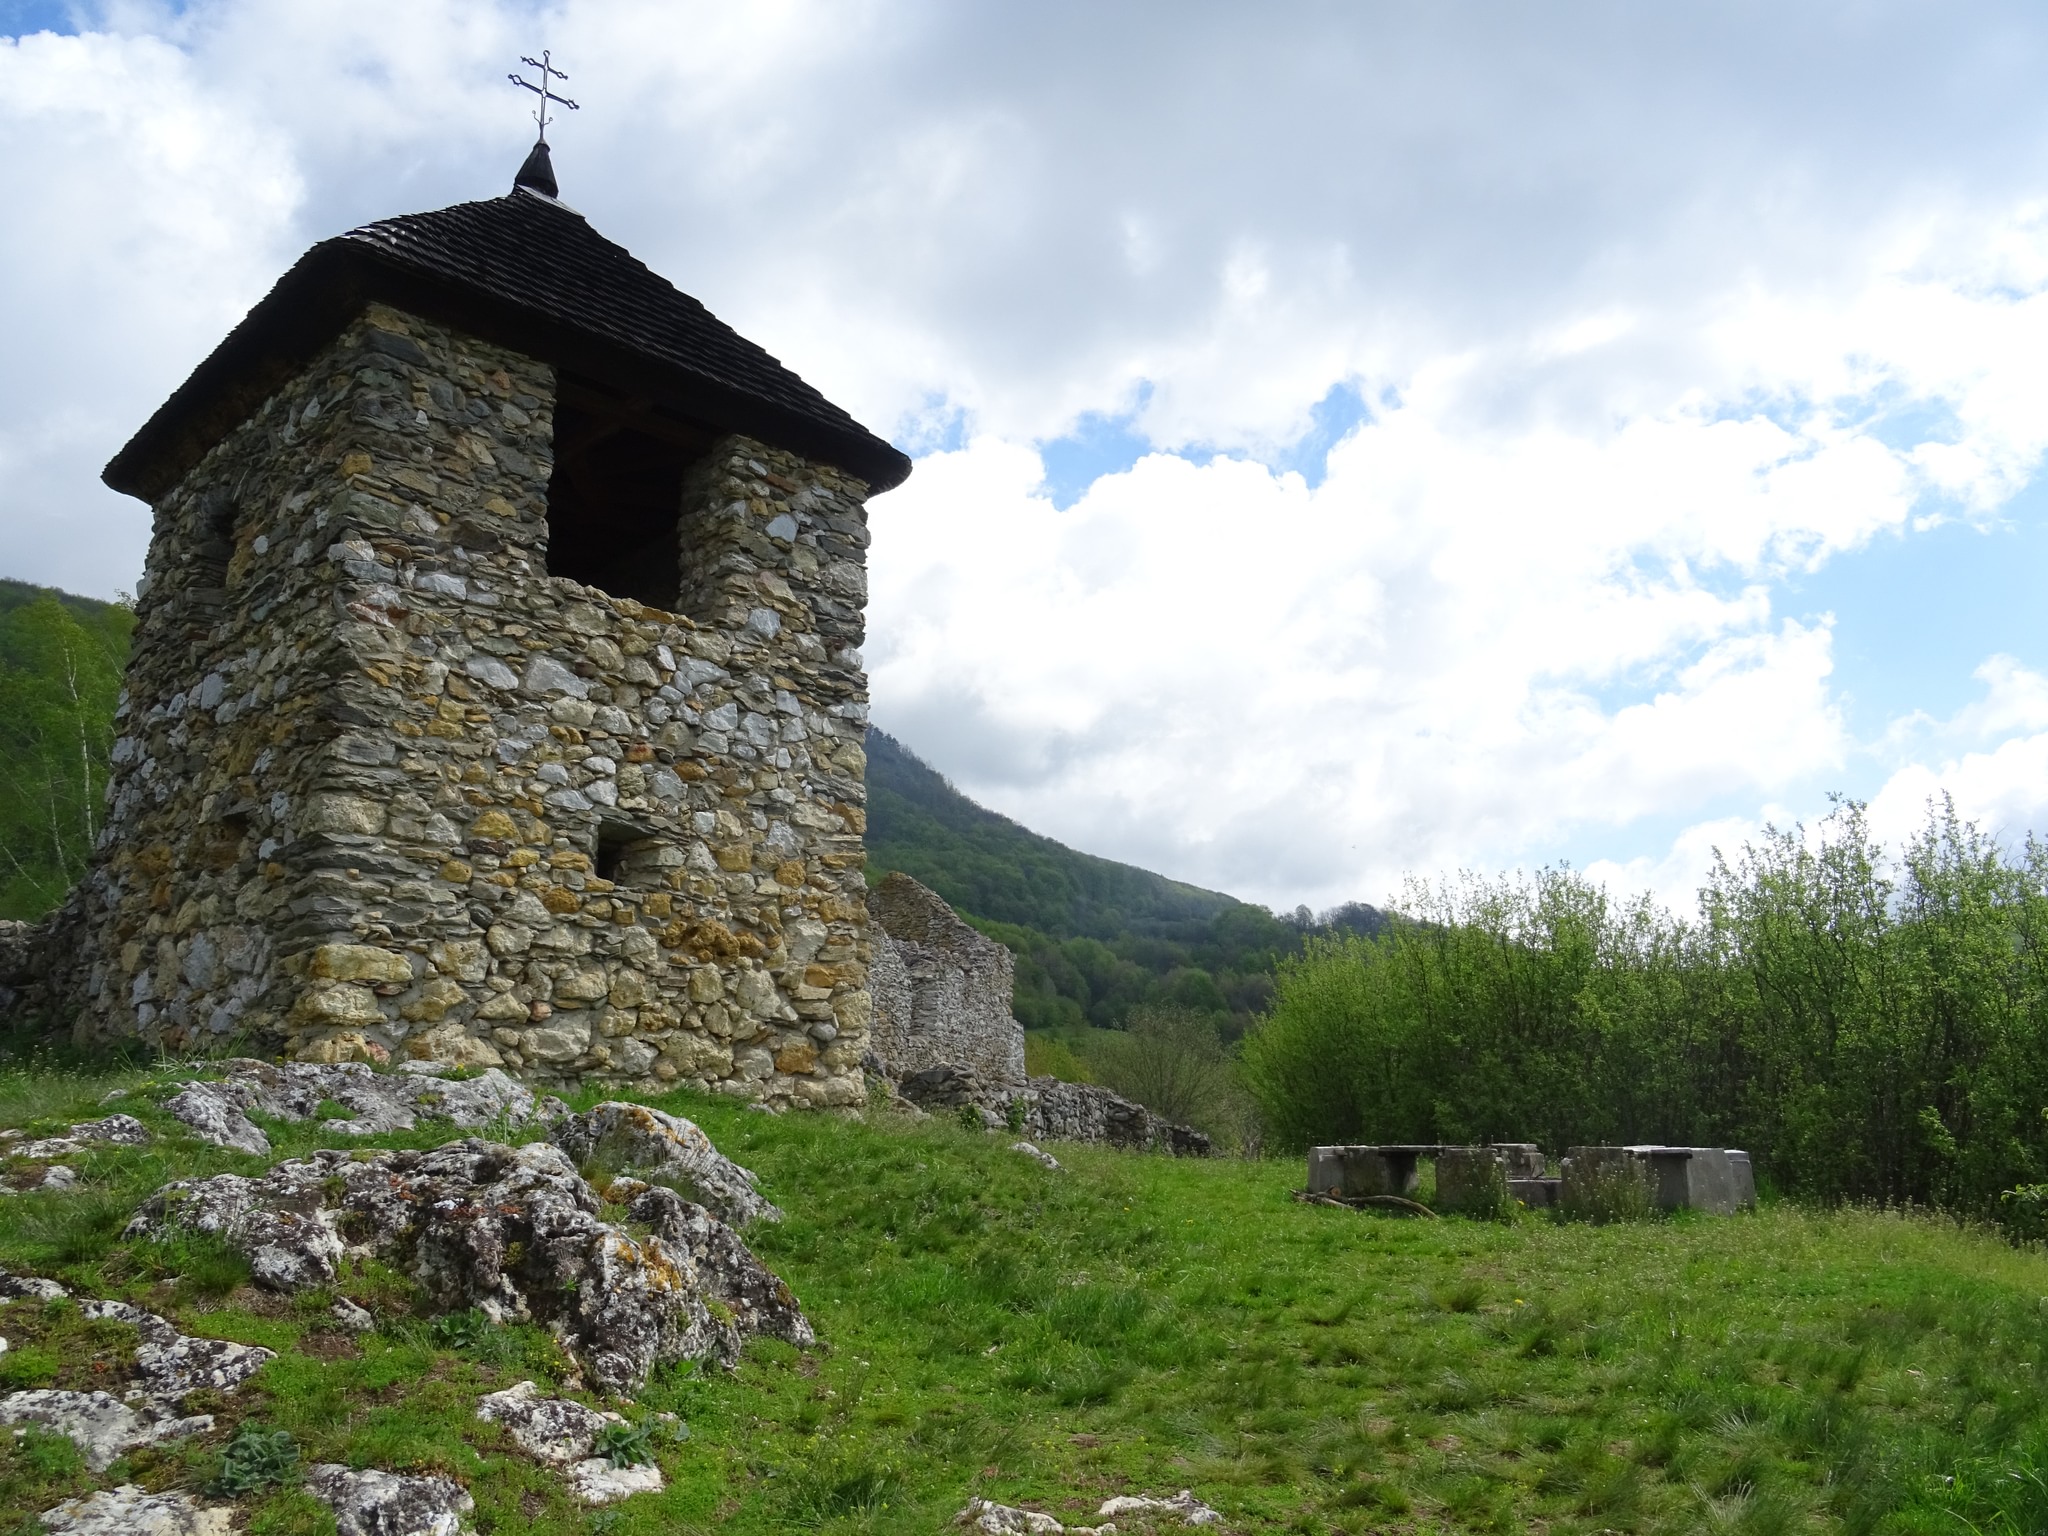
xmin=11 ymin=3 xmax=2048 ymax=909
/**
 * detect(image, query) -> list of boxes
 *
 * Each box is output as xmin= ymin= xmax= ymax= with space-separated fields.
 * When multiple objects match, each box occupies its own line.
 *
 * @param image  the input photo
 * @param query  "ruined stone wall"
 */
xmin=35 ymin=302 xmax=876 ymax=1107
xmin=865 ymin=872 xmax=1024 ymax=1088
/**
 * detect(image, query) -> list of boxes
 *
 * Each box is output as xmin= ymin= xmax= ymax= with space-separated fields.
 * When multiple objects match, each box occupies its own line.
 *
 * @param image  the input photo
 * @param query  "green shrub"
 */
xmin=593 ymin=1419 xmax=656 ymax=1468
xmin=213 ymin=1423 xmax=300 ymax=1495
xmin=1243 ymin=797 xmax=2048 ymax=1223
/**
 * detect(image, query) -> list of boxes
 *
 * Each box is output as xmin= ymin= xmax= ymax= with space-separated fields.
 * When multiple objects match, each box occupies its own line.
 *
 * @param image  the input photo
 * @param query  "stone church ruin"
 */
xmin=2 ymin=145 xmax=911 ymax=1107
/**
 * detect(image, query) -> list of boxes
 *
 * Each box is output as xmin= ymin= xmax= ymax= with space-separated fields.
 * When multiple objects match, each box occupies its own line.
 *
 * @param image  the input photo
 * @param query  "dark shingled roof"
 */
xmin=104 ymin=183 xmax=912 ymax=500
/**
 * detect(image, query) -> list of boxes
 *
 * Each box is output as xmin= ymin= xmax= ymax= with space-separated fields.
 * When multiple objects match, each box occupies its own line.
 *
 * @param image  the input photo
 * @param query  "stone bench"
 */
xmin=1561 ymin=1145 xmax=1755 ymax=1214
xmin=1307 ymin=1142 xmax=1553 ymax=1211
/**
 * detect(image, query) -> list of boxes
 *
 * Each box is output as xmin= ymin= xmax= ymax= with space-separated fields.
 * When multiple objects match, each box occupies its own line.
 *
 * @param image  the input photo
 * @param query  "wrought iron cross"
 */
xmin=509 ymin=51 xmax=579 ymax=142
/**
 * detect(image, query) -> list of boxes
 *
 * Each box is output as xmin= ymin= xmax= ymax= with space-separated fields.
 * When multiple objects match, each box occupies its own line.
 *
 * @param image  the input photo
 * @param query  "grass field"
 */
xmin=2 ymin=1061 xmax=2047 ymax=1535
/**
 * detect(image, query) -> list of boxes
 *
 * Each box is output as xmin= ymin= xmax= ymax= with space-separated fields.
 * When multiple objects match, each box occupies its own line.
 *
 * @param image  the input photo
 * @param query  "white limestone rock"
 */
xmin=0 ymin=1268 xmax=67 ymax=1302
xmin=40 ymin=1484 xmax=234 ymax=1535
xmin=78 ymin=1298 xmax=275 ymax=1405
xmin=1010 ymin=1141 xmax=1061 ymax=1170
xmin=128 ymin=1136 xmax=809 ymax=1394
xmin=958 ymin=1500 xmax=1104 ymax=1536
xmin=305 ymin=1464 xmax=475 ymax=1536
xmin=567 ymin=1456 xmax=665 ymax=1504
xmin=550 ymin=1100 xmax=781 ymax=1226
xmin=2 ymin=1112 xmax=153 ymax=1160
xmin=161 ymin=1059 xmax=537 ymax=1155
xmin=476 ymin=1378 xmax=618 ymax=1466
xmin=1098 ymin=1491 xmax=1224 ymax=1526
xmin=476 ymin=1379 xmax=668 ymax=1504
xmin=0 ymin=1388 xmax=211 ymax=1471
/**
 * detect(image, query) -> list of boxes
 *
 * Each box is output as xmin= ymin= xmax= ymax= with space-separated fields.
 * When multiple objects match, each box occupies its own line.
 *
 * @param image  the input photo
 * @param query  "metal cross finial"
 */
xmin=509 ymin=51 xmax=579 ymax=143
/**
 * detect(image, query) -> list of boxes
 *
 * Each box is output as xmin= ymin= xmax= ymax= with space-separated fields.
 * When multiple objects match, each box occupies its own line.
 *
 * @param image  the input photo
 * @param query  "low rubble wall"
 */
xmin=889 ymin=1062 xmax=1211 ymax=1157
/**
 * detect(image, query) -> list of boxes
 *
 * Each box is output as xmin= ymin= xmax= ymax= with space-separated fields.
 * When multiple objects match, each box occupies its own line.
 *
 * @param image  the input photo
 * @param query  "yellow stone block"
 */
xmin=468 ymin=809 xmax=518 ymax=840
xmin=438 ymin=859 xmax=474 ymax=884
xmin=715 ymin=844 xmax=753 ymax=872
xmin=506 ymin=847 xmax=540 ymax=867
xmin=774 ymin=1040 xmax=819 ymax=1075
xmin=288 ymin=982 xmax=385 ymax=1027
xmin=308 ymin=944 xmax=413 ymax=983
xmin=541 ymin=885 xmax=581 ymax=914
xmin=340 ymin=451 xmax=373 ymax=477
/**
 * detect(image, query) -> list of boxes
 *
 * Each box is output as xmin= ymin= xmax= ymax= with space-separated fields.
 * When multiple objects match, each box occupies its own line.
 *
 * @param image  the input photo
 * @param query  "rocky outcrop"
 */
xmin=867 ymin=873 xmax=1024 ymax=1089
xmin=550 ymin=1100 xmax=780 ymax=1225
xmin=0 ymin=1113 xmax=151 ymax=1161
xmin=959 ymin=1490 xmax=1223 ymax=1536
xmin=0 ymin=1390 xmax=211 ymax=1472
xmin=477 ymin=1379 xmax=666 ymax=1505
xmin=161 ymin=1059 xmax=541 ymax=1155
xmin=305 ymin=1464 xmax=474 ymax=1536
xmin=125 ymin=1135 xmax=807 ymax=1393
xmin=76 ymin=1298 xmax=275 ymax=1407
xmin=40 ymin=1484 xmax=233 ymax=1536
xmin=0 ymin=1267 xmax=272 ymax=1476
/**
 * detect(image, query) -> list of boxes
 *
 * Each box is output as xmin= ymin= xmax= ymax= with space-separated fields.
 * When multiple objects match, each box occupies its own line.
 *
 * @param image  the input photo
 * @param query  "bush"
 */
xmin=212 ymin=1422 xmax=299 ymax=1495
xmin=1089 ymin=1008 xmax=1237 ymax=1134
xmin=1242 ymin=797 xmax=2048 ymax=1221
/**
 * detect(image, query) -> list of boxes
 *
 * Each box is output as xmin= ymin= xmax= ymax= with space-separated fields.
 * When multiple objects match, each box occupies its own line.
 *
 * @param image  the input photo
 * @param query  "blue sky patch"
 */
xmin=1266 ymin=380 xmax=1372 ymax=488
xmin=1037 ymin=384 xmax=1155 ymax=509
xmin=1 ymin=1 xmax=80 ymax=36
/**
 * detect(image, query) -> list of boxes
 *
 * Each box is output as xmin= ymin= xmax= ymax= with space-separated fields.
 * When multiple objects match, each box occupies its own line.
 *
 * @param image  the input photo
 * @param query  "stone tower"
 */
xmin=22 ymin=148 xmax=909 ymax=1106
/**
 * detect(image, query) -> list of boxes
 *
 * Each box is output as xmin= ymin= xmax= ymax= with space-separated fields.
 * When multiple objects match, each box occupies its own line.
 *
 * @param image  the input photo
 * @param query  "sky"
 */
xmin=6 ymin=2 xmax=2048 ymax=917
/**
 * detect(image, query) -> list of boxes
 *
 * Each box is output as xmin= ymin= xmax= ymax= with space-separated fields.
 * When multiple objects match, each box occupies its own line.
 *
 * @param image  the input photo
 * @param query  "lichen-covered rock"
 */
xmin=127 ymin=1137 xmax=808 ymax=1393
xmin=477 ymin=1378 xmax=619 ymax=1466
xmin=0 ymin=1267 xmax=68 ymax=1302
xmin=1098 ymin=1491 xmax=1225 ymax=1526
xmin=957 ymin=1492 xmax=1222 ymax=1536
xmin=959 ymin=1500 xmax=1099 ymax=1536
xmin=161 ymin=1059 xmax=537 ymax=1155
xmin=40 ymin=1484 xmax=234 ymax=1536
xmin=0 ymin=1163 xmax=79 ymax=1194
xmin=305 ymin=1464 xmax=474 ymax=1536
xmin=626 ymin=1186 xmax=814 ymax=1348
xmin=551 ymin=1100 xmax=780 ymax=1225
xmin=77 ymin=1298 xmax=275 ymax=1406
xmin=0 ymin=1389 xmax=211 ymax=1470
xmin=568 ymin=1457 xmax=666 ymax=1504
xmin=2 ymin=1112 xmax=153 ymax=1161
xmin=477 ymin=1379 xmax=666 ymax=1504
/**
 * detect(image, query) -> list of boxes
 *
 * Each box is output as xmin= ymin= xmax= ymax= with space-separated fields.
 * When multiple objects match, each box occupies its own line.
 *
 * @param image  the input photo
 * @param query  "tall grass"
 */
xmin=1243 ymin=796 xmax=2048 ymax=1220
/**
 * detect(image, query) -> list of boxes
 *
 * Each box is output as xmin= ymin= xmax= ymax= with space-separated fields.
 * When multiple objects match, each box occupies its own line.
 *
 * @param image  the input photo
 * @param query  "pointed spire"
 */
xmin=514 ymin=140 xmax=558 ymax=198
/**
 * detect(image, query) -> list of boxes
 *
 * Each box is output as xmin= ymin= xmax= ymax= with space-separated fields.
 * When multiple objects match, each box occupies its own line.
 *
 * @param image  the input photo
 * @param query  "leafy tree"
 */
xmin=0 ymin=591 xmax=131 ymax=920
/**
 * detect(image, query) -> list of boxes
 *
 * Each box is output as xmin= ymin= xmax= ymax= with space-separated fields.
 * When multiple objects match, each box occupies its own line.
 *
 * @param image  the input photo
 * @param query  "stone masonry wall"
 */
xmin=31 ymin=302 xmax=877 ymax=1107
xmin=865 ymin=872 xmax=1024 ymax=1089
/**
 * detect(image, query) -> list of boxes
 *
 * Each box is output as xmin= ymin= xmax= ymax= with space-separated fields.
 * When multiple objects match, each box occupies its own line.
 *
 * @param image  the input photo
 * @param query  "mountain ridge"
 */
xmin=864 ymin=726 xmax=1386 ymax=1033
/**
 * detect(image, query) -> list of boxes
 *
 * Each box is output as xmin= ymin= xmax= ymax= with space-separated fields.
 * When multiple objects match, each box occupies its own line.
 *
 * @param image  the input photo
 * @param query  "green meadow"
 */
xmin=3 ymin=1061 xmax=2046 ymax=1535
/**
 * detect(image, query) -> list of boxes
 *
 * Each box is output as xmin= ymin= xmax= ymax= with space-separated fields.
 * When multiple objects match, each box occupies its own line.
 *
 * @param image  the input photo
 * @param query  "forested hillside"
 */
xmin=864 ymin=727 xmax=1384 ymax=1033
xmin=0 ymin=580 xmax=132 ymax=921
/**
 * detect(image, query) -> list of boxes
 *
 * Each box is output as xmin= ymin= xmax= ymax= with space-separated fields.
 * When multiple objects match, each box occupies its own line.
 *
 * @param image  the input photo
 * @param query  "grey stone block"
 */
xmin=1307 ymin=1146 xmax=1421 ymax=1199
xmin=1434 ymin=1146 xmax=1509 ymax=1213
